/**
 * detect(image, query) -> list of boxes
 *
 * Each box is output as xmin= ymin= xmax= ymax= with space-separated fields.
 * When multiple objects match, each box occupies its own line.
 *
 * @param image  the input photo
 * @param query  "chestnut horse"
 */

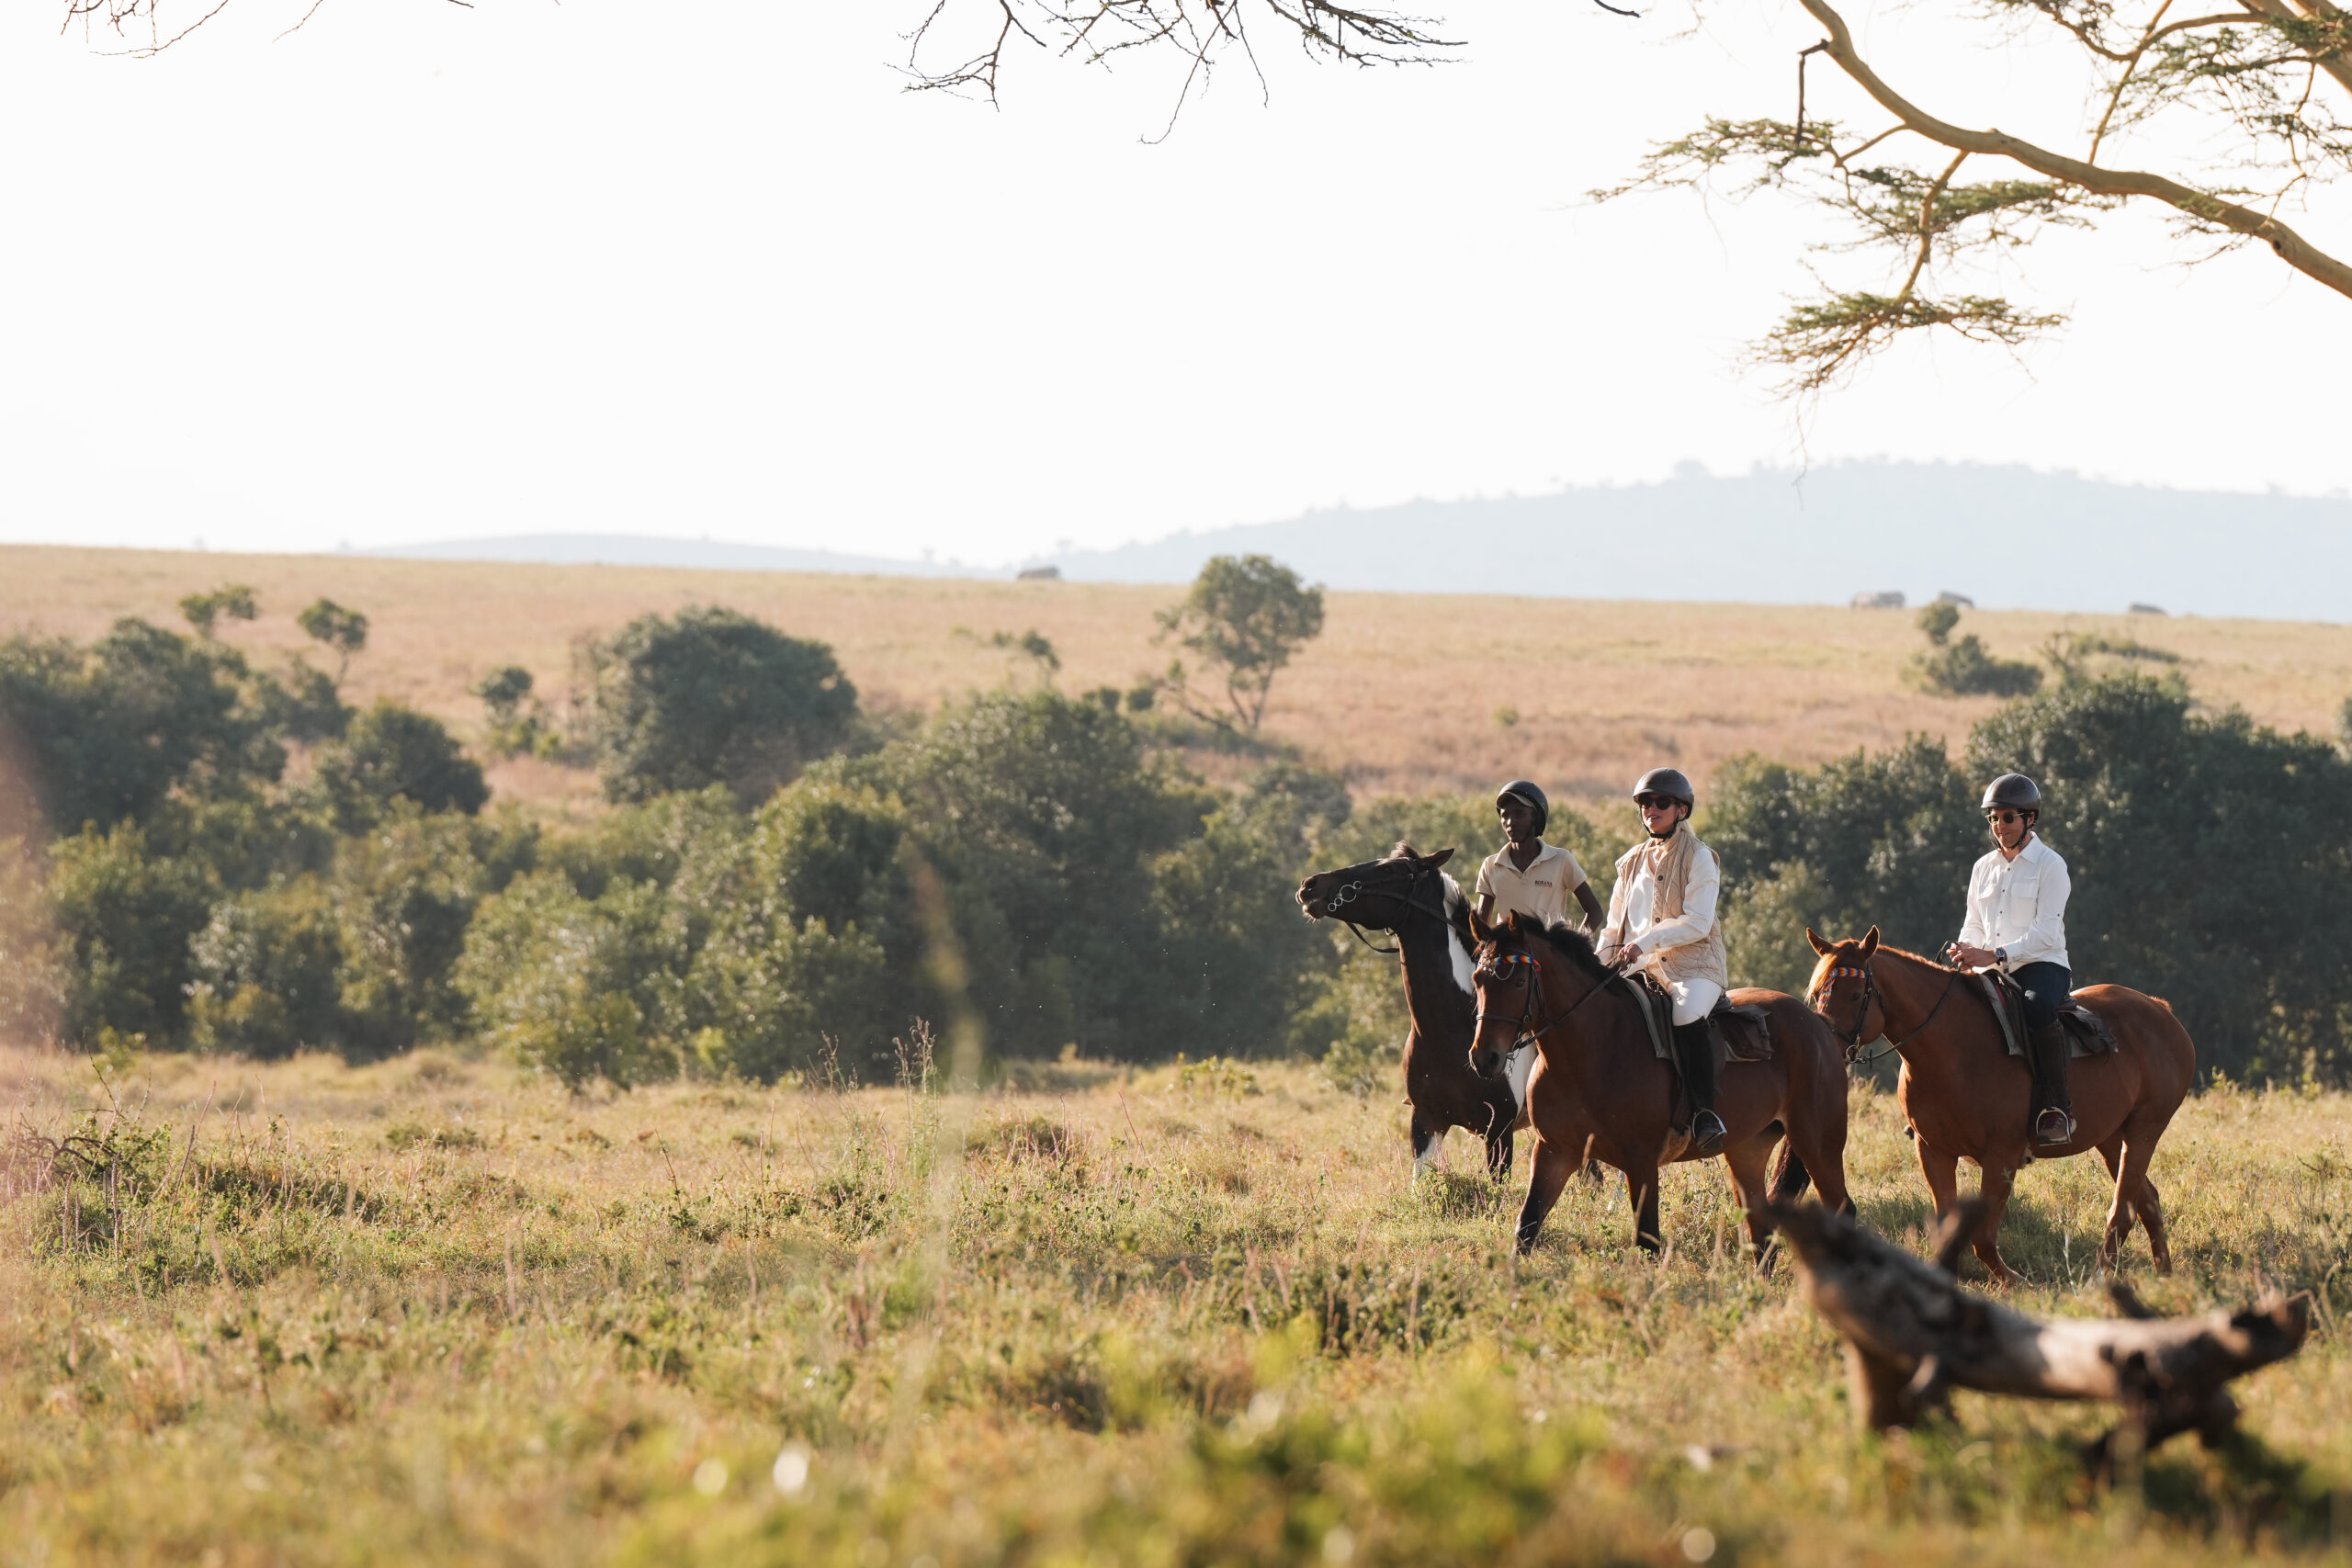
xmin=1296 ymin=845 xmax=1525 ymax=1179
xmin=1467 ymin=912 xmax=1851 ymax=1260
xmin=1804 ymin=927 xmax=2197 ymax=1283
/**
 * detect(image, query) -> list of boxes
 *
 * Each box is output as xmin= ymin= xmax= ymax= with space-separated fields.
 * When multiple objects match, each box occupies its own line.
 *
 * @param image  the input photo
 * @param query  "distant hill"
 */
xmin=379 ymin=460 xmax=2352 ymax=620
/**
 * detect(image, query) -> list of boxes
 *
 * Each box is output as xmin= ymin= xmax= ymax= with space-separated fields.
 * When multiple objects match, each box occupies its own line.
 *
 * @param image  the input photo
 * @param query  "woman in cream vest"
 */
xmin=1596 ymin=767 xmax=1729 ymax=1156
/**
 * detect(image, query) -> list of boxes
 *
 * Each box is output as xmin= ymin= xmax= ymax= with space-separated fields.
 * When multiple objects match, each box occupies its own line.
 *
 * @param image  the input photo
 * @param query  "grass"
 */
xmin=7 ymin=544 xmax=2352 ymax=814
xmin=6 ymin=1041 xmax=2352 ymax=1566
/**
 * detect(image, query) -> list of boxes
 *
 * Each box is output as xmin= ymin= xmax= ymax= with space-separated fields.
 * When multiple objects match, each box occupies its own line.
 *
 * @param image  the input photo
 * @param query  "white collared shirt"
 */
xmin=1958 ymin=833 xmax=2071 ymax=972
xmin=1476 ymin=841 xmax=1586 ymax=929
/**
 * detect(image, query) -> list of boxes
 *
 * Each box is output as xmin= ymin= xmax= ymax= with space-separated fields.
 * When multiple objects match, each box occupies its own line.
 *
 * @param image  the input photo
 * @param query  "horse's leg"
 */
xmin=2136 ymin=1174 xmax=2173 ymax=1276
xmin=1409 ymin=1111 xmax=1444 ymax=1186
xmin=2093 ymin=1134 xmax=2138 ymax=1269
xmin=1788 ymin=1089 xmax=1854 ymax=1220
xmin=1514 ymin=1135 xmax=1576 ymax=1255
xmin=1627 ymin=1161 xmax=1664 ymax=1256
xmin=2109 ymin=1117 xmax=2171 ymax=1275
xmin=1916 ymin=1138 xmax=1962 ymax=1234
xmin=1722 ymin=1131 xmax=1776 ymax=1268
xmin=1971 ymin=1163 xmax=2023 ymax=1287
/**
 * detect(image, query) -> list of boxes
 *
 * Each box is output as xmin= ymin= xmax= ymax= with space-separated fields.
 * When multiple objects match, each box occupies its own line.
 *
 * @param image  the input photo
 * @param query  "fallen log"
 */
xmin=1767 ymin=1200 xmax=2308 ymax=1465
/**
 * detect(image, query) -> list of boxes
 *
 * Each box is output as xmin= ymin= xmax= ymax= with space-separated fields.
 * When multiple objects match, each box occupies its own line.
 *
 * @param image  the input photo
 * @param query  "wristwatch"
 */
xmin=1994 ymin=946 xmax=2007 ymax=965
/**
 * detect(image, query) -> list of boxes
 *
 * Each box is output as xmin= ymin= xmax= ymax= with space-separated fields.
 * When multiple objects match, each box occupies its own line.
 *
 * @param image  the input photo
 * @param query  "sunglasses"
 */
xmin=1635 ymin=795 xmax=1679 ymax=810
xmin=1984 ymin=809 xmax=2029 ymax=825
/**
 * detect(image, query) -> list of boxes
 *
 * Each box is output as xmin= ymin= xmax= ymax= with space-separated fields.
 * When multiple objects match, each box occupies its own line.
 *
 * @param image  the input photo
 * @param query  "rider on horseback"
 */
xmin=1476 ymin=780 xmax=1605 ymax=934
xmin=1596 ymin=767 xmax=1729 ymax=1156
xmin=1946 ymin=773 xmax=2077 ymax=1146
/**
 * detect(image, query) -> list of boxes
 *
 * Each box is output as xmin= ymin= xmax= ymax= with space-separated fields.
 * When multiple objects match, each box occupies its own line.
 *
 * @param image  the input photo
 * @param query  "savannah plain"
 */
xmin=8 ymin=545 xmax=2352 ymax=1566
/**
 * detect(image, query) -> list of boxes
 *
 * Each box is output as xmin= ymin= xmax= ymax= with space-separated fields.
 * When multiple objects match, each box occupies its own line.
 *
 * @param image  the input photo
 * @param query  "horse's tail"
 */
xmin=1765 ymin=1120 xmax=1814 ymax=1204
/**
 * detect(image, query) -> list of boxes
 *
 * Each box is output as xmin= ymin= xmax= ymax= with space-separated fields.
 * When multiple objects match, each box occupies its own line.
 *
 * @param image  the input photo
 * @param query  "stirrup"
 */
xmin=1690 ymin=1110 xmax=1726 ymax=1156
xmin=2033 ymin=1107 xmax=2075 ymax=1146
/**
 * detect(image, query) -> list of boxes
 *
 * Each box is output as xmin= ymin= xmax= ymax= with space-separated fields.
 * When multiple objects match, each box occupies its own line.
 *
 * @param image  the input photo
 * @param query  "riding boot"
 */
xmin=2028 ymin=1018 xmax=2075 ymax=1145
xmin=1672 ymin=1018 xmax=1726 ymax=1156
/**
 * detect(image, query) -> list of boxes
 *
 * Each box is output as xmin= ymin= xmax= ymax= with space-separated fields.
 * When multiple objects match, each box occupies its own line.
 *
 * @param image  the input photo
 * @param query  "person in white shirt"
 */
xmin=1596 ymin=767 xmax=1728 ymax=1156
xmin=1946 ymin=772 xmax=2076 ymax=1145
xmin=1474 ymin=779 xmax=1604 ymax=934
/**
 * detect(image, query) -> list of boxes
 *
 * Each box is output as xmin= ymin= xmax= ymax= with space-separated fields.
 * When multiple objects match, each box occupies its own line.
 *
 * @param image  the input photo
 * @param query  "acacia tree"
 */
xmin=1155 ymin=553 xmax=1326 ymax=732
xmin=68 ymin=0 xmax=2351 ymax=395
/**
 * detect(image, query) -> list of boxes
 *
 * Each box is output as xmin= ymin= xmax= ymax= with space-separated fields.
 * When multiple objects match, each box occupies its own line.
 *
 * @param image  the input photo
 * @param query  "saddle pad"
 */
xmin=1976 ymin=972 xmax=2114 ymax=1059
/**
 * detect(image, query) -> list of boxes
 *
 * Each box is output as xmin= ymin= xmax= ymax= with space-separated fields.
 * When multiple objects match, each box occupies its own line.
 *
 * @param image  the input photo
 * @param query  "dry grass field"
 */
xmin=6 ymin=1042 xmax=2351 ymax=1567
xmin=7 ymin=544 xmax=2350 ymax=814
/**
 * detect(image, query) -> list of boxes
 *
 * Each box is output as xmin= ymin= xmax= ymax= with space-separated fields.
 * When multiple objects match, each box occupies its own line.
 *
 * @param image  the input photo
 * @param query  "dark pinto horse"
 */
xmin=1295 ymin=845 xmax=1526 ymax=1179
xmin=1804 ymin=927 xmax=2196 ymax=1283
xmin=1467 ymin=912 xmax=1851 ymax=1260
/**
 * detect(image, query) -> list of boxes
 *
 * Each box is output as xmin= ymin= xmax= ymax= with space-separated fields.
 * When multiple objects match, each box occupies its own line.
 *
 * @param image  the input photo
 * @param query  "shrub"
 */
xmin=458 ymin=869 xmax=686 ymax=1089
xmin=45 ymin=822 xmax=213 ymax=1043
xmin=314 ymin=701 xmax=489 ymax=829
xmin=585 ymin=606 xmax=859 ymax=804
xmin=333 ymin=808 xmax=490 ymax=1055
xmin=187 ymin=875 xmax=346 ymax=1057
xmin=1904 ymin=604 xmax=2041 ymax=698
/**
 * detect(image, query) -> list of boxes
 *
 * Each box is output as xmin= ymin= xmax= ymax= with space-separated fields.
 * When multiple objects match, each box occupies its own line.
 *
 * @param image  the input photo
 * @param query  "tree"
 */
xmin=178 ymin=583 xmax=257 ymax=641
xmin=1904 ymin=603 xmax=2043 ymax=698
xmin=584 ymin=606 xmax=861 ymax=805
xmin=898 ymin=0 xmax=2350 ymax=397
xmin=1155 ymin=554 xmax=1327 ymax=733
xmin=297 ymin=598 xmax=369 ymax=687
xmin=314 ymin=700 xmax=490 ymax=829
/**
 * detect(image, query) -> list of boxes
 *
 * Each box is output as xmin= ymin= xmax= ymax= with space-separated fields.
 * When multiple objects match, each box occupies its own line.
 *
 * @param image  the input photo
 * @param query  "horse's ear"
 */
xmin=1805 ymin=927 xmax=1832 ymax=956
xmin=1860 ymin=926 xmax=1882 ymax=959
xmin=1467 ymin=904 xmax=1493 ymax=944
xmin=1426 ymin=847 xmax=1455 ymax=869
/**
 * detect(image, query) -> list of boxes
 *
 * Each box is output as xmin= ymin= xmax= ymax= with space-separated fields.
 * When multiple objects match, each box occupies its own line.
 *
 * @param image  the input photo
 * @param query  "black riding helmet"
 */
xmin=1981 ymin=773 xmax=2042 ymax=815
xmin=1495 ymin=779 xmax=1549 ymax=838
xmin=1632 ymin=766 xmax=1695 ymax=810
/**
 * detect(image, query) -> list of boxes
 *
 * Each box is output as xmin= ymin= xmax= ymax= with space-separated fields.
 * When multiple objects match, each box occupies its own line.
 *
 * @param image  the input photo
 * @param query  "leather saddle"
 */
xmin=1977 ymin=968 xmax=2117 ymax=1060
xmin=1625 ymin=975 xmax=1773 ymax=1067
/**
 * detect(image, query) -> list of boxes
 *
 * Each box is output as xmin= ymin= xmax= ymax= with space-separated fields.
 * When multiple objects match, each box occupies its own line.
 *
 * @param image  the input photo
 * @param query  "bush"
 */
xmin=187 ymin=875 xmax=346 ymax=1057
xmin=458 ymin=870 xmax=687 ymax=1089
xmin=1905 ymin=604 xmax=2041 ymax=698
xmin=0 ymin=836 xmax=68 ymax=1044
xmin=333 ymin=808 xmax=492 ymax=1055
xmin=585 ymin=606 xmax=859 ymax=804
xmin=46 ymin=822 xmax=214 ymax=1043
xmin=314 ymin=701 xmax=489 ymax=829
xmin=0 ymin=618 xmax=280 ymax=834
xmin=1705 ymin=737 xmax=1980 ymax=993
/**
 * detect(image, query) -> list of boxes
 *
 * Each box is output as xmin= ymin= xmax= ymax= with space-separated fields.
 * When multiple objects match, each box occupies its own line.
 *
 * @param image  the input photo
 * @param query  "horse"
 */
xmin=1467 ymin=911 xmax=1851 ymax=1261
xmin=1804 ymin=927 xmax=2196 ymax=1283
xmin=1295 ymin=844 xmax=1527 ymax=1179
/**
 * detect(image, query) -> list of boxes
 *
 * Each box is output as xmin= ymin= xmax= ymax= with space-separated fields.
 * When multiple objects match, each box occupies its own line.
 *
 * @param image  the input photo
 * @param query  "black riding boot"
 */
xmin=1672 ymin=1018 xmax=1726 ymax=1156
xmin=2028 ymin=1019 xmax=2075 ymax=1145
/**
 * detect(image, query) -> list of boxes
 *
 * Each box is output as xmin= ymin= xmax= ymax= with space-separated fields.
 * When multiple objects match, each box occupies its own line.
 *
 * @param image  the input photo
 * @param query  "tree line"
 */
xmin=5 ymin=567 xmax=2350 ymax=1089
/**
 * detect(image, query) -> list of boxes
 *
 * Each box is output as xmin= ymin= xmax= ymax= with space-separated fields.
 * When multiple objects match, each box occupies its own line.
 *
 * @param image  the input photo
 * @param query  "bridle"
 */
xmin=1809 ymin=956 xmax=1963 ymax=1066
xmin=1320 ymin=858 xmax=1452 ymax=954
xmin=1472 ymin=945 xmax=1620 ymax=1064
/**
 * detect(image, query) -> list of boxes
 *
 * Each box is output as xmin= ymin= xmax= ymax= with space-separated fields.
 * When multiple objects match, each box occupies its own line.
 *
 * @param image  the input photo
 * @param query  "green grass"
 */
xmin=5 ymin=1043 xmax=2351 ymax=1566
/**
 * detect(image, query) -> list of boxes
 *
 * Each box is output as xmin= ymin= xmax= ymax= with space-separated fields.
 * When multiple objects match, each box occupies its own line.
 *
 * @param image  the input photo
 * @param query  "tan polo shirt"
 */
xmin=1476 ymin=841 xmax=1587 ymax=930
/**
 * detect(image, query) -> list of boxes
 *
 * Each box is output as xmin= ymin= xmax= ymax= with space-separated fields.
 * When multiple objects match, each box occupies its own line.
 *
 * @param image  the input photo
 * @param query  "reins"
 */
xmin=1813 ymin=959 xmax=1965 ymax=1066
xmin=1476 ymin=946 xmax=1622 ymax=1057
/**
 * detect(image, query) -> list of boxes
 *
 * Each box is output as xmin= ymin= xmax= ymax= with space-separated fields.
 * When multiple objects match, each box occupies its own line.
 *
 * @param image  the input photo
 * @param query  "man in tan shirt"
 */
xmin=1475 ymin=780 xmax=1604 ymax=933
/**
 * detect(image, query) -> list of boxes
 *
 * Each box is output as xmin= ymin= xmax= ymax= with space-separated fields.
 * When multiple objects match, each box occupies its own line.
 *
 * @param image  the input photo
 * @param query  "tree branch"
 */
xmin=1799 ymin=0 xmax=2352 ymax=299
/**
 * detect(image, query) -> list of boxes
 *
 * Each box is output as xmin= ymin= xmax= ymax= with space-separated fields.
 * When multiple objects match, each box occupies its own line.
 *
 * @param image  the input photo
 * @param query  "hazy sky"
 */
xmin=2 ymin=0 xmax=2345 ymax=564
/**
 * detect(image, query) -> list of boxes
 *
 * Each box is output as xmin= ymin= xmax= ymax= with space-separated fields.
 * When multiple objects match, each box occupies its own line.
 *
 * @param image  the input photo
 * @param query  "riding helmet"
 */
xmin=1981 ymin=773 xmax=2042 ymax=814
xmin=1632 ymin=767 xmax=1695 ymax=810
xmin=1495 ymin=779 xmax=1549 ymax=837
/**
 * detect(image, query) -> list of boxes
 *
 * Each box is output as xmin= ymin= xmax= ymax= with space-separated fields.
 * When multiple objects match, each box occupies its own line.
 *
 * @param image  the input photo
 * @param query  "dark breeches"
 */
xmin=2013 ymin=961 xmax=2071 ymax=1030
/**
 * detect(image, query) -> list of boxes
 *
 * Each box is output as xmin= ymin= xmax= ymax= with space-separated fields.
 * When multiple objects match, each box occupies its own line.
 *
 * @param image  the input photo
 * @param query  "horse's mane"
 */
xmin=1820 ymin=936 xmax=1959 ymax=974
xmin=1504 ymin=913 xmax=1617 ymax=984
xmin=1385 ymin=841 xmax=1475 ymax=944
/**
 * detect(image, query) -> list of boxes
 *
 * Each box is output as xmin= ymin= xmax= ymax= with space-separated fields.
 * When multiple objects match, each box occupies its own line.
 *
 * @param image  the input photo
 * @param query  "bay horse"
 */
xmin=1467 ymin=911 xmax=1851 ymax=1261
xmin=1295 ymin=845 xmax=1526 ymax=1179
xmin=1804 ymin=927 xmax=2196 ymax=1284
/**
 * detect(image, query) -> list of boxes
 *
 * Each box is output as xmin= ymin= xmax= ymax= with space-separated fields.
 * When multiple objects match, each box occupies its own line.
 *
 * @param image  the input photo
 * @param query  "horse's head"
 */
xmin=1467 ymin=909 xmax=1542 ymax=1077
xmin=1295 ymin=842 xmax=1454 ymax=928
xmin=1804 ymin=925 xmax=1882 ymax=1044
